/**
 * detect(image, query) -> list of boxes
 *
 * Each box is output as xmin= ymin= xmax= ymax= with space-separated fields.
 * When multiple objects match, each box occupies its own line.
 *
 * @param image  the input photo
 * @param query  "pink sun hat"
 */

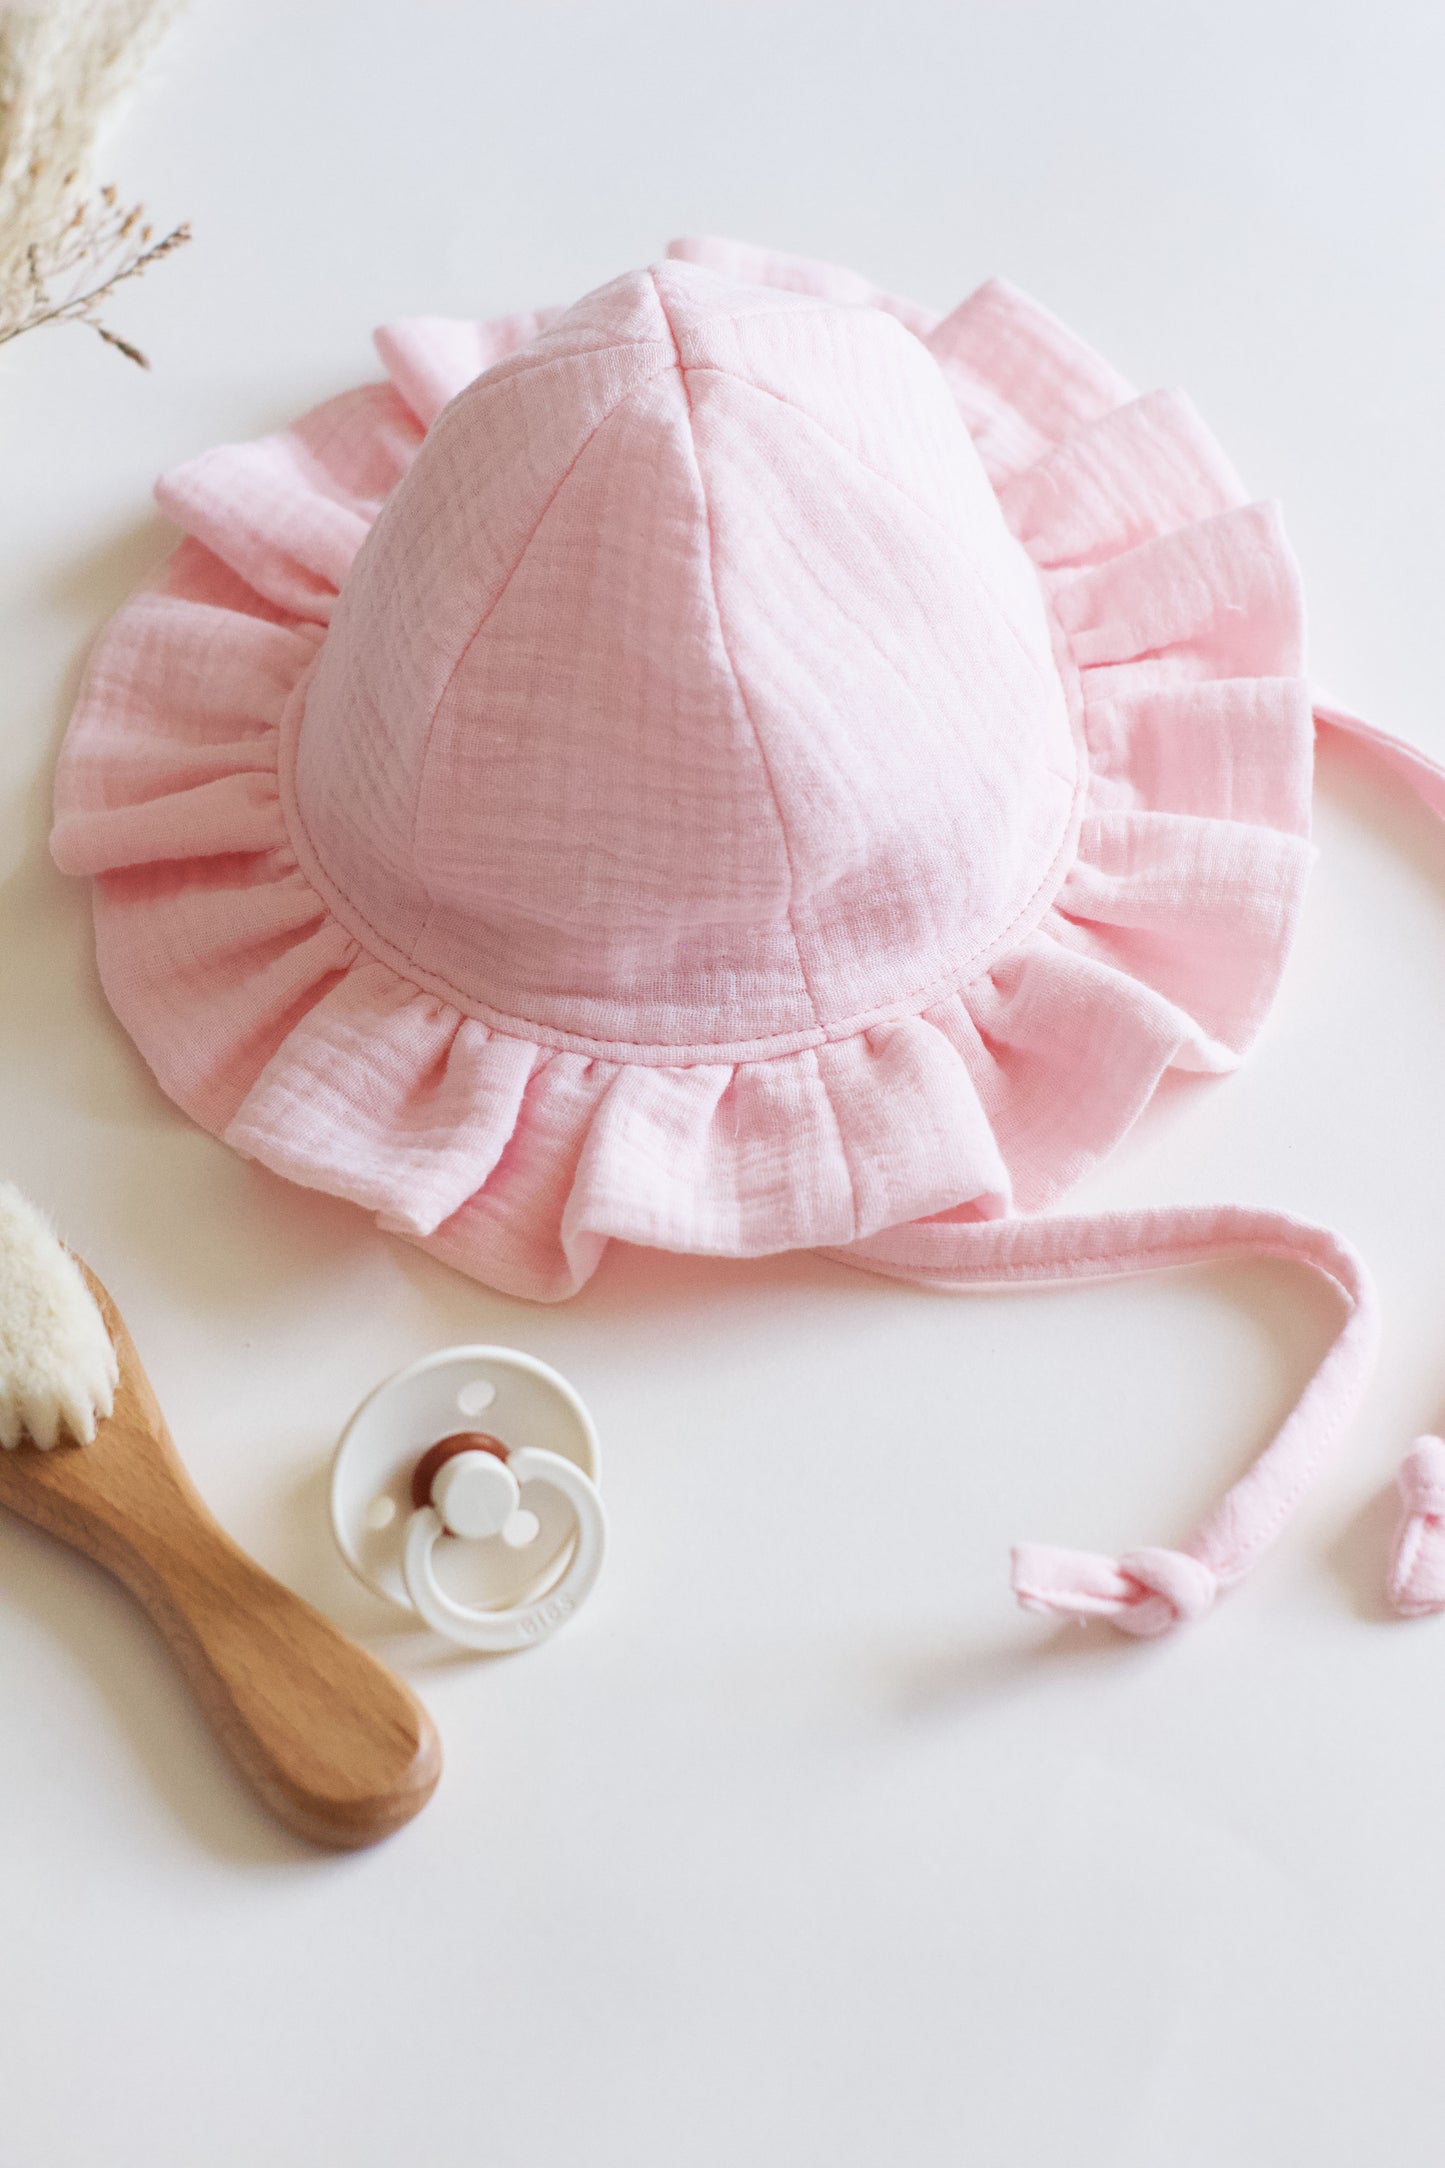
xmin=51 ymin=235 xmax=1445 ymax=1635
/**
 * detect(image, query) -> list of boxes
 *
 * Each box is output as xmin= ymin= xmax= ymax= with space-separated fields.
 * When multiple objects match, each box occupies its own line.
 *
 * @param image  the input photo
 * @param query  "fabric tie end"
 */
xmin=1011 ymin=1541 xmax=1215 ymax=1637
xmin=1387 ymin=1436 xmax=1445 ymax=1618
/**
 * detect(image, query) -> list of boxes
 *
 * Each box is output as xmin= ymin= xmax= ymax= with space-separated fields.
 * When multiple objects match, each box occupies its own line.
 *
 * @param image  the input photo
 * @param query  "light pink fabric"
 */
xmin=51 ymin=243 xmax=1314 ymax=1295
xmin=53 ymin=237 xmax=1433 ymax=1636
xmin=1388 ymin=1437 xmax=1445 ymax=1618
xmin=832 ymin=1202 xmax=1376 ymax=1634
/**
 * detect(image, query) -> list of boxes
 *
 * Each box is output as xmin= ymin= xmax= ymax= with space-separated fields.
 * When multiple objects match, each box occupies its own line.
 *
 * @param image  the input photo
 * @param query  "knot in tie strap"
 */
xmin=1011 ymin=1542 xmax=1217 ymax=1638
xmin=1117 ymin=1552 xmax=1221 ymax=1630
xmin=1388 ymin=1436 xmax=1445 ymax=1619
xmin=1115 ymin=1547 xmax=1218 ymax=1636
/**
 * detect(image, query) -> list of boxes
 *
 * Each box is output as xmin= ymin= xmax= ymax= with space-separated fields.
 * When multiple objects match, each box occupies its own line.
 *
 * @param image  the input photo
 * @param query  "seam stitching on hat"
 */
xmin=649 ymin=275 xmax=828 ymax=1032
xmin=653 ymin=269 xmax=860 ymax=1234
xmin=451 ymin=334 xmax=674 ymax=395
xmin=680 ymin=364 xmax=1059 ymax=699
xmin=665 ymin=240 xmax=942 ymax=336
xmin=271 ymin=280 xmax=1107 ymax=1068
xmin=398 ymin=355 xmax=678 ymax=966
xmin=272 ymin=288 xmax=1150 ymax=1070
xmin=672 ymin=352 xmax=1081 ymax=804
xmin=278 ymin=630 xmax=1089 ymax=1066
xmin=443 ymin=271 xmax=892 ymax=407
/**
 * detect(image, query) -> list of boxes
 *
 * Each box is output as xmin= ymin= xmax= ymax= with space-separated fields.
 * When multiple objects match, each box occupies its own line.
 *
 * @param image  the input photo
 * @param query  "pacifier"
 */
xmin=330 ymin=1347 xmax=605 ymax=1651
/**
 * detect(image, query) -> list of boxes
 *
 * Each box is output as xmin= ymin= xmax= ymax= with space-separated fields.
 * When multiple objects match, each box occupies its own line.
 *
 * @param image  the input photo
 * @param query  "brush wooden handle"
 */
xmin=0 ymin=1270 xmax=440 ymax=1848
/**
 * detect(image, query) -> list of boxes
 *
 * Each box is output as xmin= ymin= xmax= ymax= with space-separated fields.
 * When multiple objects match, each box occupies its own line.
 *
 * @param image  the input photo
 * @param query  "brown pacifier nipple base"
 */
xmin=410 ymin=1432 xmax=510 ymax=1512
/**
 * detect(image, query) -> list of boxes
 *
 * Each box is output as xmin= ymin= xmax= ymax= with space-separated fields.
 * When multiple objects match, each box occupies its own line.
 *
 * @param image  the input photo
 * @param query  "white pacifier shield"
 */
xmin=331 ymin=1346 xmax=602 ymax=1649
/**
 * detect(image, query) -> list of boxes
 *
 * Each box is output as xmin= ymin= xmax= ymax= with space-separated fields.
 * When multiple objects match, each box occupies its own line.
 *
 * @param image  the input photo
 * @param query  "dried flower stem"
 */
xmin=0 ymin=198 xmax=189 ymax=365
xmin=0 ymin=0 xmax=189 ymax=367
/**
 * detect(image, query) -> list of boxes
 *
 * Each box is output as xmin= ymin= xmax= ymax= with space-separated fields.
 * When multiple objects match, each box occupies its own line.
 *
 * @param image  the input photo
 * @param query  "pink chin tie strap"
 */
xmin=833 ymin=1206 xmax=1377 ymax=1637
xmin=825 ymin=697 xmax=1445 ymax=1638
xmin=1318 ymin=705 xmax=1445 ymax=1624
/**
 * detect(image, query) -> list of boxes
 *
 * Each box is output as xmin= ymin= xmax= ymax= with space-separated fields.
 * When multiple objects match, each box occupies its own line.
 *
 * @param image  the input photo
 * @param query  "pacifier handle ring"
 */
xmin=401 ymin=1446 xmax=607 ymax=1652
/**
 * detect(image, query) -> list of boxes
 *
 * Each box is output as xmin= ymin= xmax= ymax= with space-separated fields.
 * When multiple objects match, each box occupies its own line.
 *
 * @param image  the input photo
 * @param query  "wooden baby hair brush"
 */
xmin=0 ymin=1183 xmax=440 ymax=1848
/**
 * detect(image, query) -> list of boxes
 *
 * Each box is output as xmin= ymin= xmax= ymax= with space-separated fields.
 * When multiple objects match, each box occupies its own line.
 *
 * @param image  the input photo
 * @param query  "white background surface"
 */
xmin=3 ymin=3 xmax=1445 ymax=2161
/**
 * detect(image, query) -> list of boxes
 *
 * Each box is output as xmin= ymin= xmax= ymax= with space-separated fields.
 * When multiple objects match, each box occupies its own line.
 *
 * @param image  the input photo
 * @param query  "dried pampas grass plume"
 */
xmin=0 ymin=0 xmax=190 ymax=366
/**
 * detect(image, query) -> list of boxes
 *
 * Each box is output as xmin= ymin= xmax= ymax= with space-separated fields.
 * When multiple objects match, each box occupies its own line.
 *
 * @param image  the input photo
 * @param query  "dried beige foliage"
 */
xmin=0 ymin=0 xmax=189 ymax=365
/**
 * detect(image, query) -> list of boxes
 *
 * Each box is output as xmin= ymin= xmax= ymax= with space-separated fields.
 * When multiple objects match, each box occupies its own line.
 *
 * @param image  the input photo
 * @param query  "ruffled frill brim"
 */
xmin=51 ymin=240 xmax=1314 ymax=1300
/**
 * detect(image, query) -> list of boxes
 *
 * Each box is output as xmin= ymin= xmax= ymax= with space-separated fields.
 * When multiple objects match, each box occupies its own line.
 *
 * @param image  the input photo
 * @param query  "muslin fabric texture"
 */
xmin=49 ymin=237 xmax=1445 ymax=1633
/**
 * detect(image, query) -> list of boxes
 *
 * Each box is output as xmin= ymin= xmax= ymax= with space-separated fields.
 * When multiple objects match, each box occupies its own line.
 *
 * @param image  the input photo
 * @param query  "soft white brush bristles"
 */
xmin=0 ymin=1184 xmax=118 ymax=1450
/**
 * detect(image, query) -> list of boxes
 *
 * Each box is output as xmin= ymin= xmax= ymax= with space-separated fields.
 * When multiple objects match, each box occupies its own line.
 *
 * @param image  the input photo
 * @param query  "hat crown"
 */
xmin=294 ymin=260 xmax=1077 ymax=1056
